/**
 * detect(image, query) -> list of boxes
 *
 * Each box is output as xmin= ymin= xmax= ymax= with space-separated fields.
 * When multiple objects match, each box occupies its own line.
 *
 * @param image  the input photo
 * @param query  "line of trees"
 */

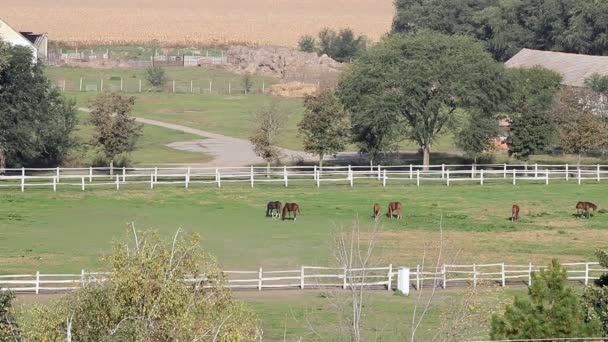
xmin=298 ymin=28 xmax=368 ymax=63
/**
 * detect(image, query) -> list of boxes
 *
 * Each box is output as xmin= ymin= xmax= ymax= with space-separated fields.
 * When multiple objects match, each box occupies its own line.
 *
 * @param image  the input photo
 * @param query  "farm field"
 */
xmin=1 ymin=183 xmax=607 ymax=275
xmin=3 ymin=0 xmax=394 ymax=47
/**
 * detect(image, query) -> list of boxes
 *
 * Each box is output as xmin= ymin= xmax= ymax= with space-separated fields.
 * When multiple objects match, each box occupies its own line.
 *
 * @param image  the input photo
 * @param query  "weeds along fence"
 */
xmin=1 ymin=164 xmax=608 ymax=192
xmin=1 ymin=262 xmax=605 ymax=295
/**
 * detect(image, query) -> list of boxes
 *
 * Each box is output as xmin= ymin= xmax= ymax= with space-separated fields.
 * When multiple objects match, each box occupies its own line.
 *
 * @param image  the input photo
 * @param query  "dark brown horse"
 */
xmin=373 ymin=203 xmax=381 ymax=221
xmin=576 ymin=201 xmax=597 ymax=218
xmin=282 ymin=203 xmax=301 ymax=221
xmin=387 ymin=202 xmax=402 ymax=220
xmin=511 ymin=204 xmax=520 ymax=222
xmin=266 ymin=201 xmax=282 ymax=218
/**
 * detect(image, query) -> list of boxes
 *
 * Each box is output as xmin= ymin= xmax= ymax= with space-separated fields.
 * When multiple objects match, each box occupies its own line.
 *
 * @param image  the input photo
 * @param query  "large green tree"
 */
xmin=0 ymin=43 xmax=77 ymax=169
xmin=506 ymin=67 xmax=562 ymax=160
xmin=491 ymin=259 xmax=603 ymax=340
xmin=337 ymin=32 xmax=510 ymax=168
xmin=298 ymin=89 xmax=351 ymax=167
xmin=392 ymin=0 xmax=608 ymax=61
xmin=583 ymin=249 xmax=608 ymax=334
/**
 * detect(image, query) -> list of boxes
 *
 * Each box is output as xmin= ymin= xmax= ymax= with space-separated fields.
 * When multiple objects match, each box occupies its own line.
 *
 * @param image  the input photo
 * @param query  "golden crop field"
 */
xmin=3 ymin=0 xmax=394 ymax=46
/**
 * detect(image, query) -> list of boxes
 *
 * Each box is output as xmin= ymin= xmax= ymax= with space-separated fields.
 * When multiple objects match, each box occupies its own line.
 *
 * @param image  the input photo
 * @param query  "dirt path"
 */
xmin=79 ymin=108 xmax=315 ymax=167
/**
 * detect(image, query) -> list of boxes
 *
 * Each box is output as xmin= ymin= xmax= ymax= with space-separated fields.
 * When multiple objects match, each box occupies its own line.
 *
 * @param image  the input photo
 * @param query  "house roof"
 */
xmin=505 ymin=48 xmax=608 ymax=87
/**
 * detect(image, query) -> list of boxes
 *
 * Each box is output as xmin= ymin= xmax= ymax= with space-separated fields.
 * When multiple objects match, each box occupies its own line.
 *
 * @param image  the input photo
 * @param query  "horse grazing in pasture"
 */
xmin=266 ymin=201 xmax=282 ymax=218
xmin=373 ymin=203 xmax=381 ymax=221
xmin=511 ymin=204 xmax=520 ymax=222
xmin=386 ymin=202 xmax=402 ymax=220
xmin=282 ymin=203 xmax=301 ymax=221
xmin=576 ymin=201 xmax=598 ymax=218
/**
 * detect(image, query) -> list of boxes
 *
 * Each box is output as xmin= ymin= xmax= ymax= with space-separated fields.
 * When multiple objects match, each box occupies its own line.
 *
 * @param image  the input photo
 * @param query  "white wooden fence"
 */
xmin=2 ymin=262 xmax=605 ymax=294
xmin=1 ymin=163 xmax=607 ymax=192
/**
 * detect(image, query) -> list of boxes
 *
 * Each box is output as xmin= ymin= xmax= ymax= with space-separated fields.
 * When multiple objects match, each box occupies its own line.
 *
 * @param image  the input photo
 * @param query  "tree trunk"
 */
xmin=422 ymin=145 xmax=431 ymax=171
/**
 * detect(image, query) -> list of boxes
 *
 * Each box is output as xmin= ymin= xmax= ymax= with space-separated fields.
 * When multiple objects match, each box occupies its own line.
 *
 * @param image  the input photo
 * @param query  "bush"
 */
xmin=298 ymin=35 xmax=317 ymax=52
xmin=145 ymin=66 xmax=167 ymax=91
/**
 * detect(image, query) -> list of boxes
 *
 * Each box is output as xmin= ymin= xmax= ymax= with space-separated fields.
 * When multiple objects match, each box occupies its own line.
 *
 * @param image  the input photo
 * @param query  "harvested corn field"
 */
xmin=2 ymin=0 xmax=394 ymax=46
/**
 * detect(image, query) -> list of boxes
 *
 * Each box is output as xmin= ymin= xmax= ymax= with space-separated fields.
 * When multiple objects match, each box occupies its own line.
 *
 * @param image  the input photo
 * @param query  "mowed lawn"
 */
xmin=1 ymin=182 xmax=607 ymax=274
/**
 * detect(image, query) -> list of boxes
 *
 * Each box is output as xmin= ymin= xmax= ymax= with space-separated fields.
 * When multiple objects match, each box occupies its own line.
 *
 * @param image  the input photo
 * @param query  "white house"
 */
xmin=0 ymin=18 xmax=48 ymax=63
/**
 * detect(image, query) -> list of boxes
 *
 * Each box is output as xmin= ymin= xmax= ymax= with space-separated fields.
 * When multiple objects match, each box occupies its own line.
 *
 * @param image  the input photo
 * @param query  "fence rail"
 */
xmin=2 ymin=261 xmax=605 ymax=294
xmin=1 ymin=163 xmax=607 ymax=192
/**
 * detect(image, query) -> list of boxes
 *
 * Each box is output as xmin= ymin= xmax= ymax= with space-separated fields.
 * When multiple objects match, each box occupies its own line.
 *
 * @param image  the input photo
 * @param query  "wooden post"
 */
xmin=209 ymin=80 xmax=212 ymax=94
xmin=250 ymin=166 xmax=254 ymax=188
xmin=513 ymin=169 xmax=516 ymax=185
xmin=258 ymin=267 xmax=263 ymax=291
xmin=190 ymin=80 xmax=193 ymax=93
xmin=597 ymin=164 xmax=601 ymax=182
xmin=349 ymin=165 xmax=353 ymax=187
xmin=441 ymin=164 xmax=445 ymax=179
xmin=79 ymin=78 xmax=83 ymax=91
xmin=343 ymin=266 xmax=347 ymax=289
xmin=416 ymin=170 xmax=420 ymax=187
xmin=284 ymin=166 xmax=288 ymax=187
xmin=216 ymin=169 xmax=221 ymax=188
xmin=186 ymin=166 xmax=191 ymax=189
xmin=383 ymin=169 xmax=387 ymax=187
xmin=501 ymin=263 xmax=506 ymax=287
xmin=503 ymin=163 xmax=507 ymax=178
xmin=480 ymin=169 xmax=484 ymax=186
xmin=122 ymin=167 xmax=126 ymax=183
xmin=446 ymin=169 xmax=450 ymax=187
xmin=21 ymin=169 xmax=25 ymax=192
xmin=566 ymin=164 xmax=569 ymax=181
xmin=416 ymin=264 xmax=420 ymax=290
xmin=56 ymin=167 xmax=60 ymax=183
xmin=409 ymin=164 xmax=413 ymax=179
xmin=442 ymin=265 xmax=447 ymax=289
xmin=262 ymin=81 xmax=265 ymax=94
xmin=387 ymin=264 xmax=393 ymax=291
xmin=300 ymin=266 xmax=305 ymax=289
xmin=115 ymin=175 xmax=119 ymax=190
xmin=81 ymin=176 xmax=85 ymax=191
xmin=150 ymin=174 xmax=154 ymax=189
xmin=528 ymin=262 xmax=533 ymax=286
xmin=377 ymin=165 xmax=381 ymax=181
xmin=524 ymin=163 xmax=528 ymax=176
xmin=81 ymin=269 xmax=85 ymax=286
xmin=585 ymin=263 xmax=589 ymax=286
xmin=228 ymin=82 xmax=231 ymax=94
xmin=534 ymin=163 xmax=538 ymax=178
xmin=89 ymin=167 xmax=93 ymax=183
xmin=578 ymin=168 xmax=582 ymax=185
xmin=52 ymin=176 xmax=57 ymax=192
xmin=545 ymin=169 xmax=549 ymax=185
xmin=473 ymin=264 xmax=477 ymax=288
xmin=154 ymin=167 xmax=158 ymax=183
xmin=120 ymin=77 xmax=123 ymax=91
xmin=471 ymin=164 xmax=475 ymax=178
xmin=35 ymin=271 xmax=40 ymax=294
xmin=172 ymin=80 xmax=175 ymax=93
xmin=100 ymin=79 xmax=104 ymax=92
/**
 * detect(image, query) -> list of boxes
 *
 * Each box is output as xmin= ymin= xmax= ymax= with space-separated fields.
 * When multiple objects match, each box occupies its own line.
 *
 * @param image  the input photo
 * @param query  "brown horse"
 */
xmin=373 ymin=203 xmax=381 ymax=221
xmin=282 ymin=203 xmax=301 ymax=221
xmin=387 ymin=202 xmax=402 ymax=220
xmin=511 ymin=204 xmax=520 ymax=222
xmin=576 ymin=201 xmax=598 ymax=218
xmin=266 ymin=201 xmax=282 ymax=218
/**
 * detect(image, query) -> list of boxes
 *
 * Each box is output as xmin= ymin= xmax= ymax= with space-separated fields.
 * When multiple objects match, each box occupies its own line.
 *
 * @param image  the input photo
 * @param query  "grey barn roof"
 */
xmin=505 ymin=48 xmax=608 ymax=87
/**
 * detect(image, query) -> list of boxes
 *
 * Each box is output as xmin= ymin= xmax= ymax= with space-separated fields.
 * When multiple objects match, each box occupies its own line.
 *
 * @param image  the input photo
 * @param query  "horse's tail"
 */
xmin=281 ymin=206 xmax=287 ymax=220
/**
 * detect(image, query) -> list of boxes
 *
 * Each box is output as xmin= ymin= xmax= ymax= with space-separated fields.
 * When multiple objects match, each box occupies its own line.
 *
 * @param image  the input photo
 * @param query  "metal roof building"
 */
xmin=0 ymin=18 xmax=48 ymax=63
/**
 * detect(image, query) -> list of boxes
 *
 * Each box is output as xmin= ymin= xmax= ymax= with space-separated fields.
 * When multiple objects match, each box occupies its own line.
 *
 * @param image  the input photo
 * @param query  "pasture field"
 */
xmin=3 ymin=0 xmax=393 ymax=47
xmin=1 ymin=182 xmax=607 ymax=275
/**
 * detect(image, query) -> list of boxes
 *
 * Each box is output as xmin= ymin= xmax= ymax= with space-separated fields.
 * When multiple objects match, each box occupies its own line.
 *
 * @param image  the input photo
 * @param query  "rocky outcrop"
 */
xmin=226 ymin=45 xmax=344 ymax=86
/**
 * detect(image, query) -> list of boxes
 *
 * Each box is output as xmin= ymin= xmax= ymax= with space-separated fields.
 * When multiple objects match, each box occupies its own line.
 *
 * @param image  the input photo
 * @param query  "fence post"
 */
xmin=154 ymin=167 xmax=158 ymax=184
xmin=409 ymin=164 xmax=413 ymax=179
xmin=480 ymin=169 xmax=484 ymax=186
xmin=442 ymin=265 xmax=447 ymax=289
xmin=150 ymin=173 xmax=154 ymax=189
xmin=597 ymin=164 xmax=601 ymax=182
xmin=209 ymin=80 xmax=212 ymax=94
xmin=21 ymin=167 xmax=25 ymax=192
xmin=52 ymin=176 xmax=57 ymax=192
xmin=416 ymin=170 xmax=420 ymax=187
xmin=81 ymin=176 xmax=85 ymax=191
xmin=441 ymin=164 xmax=445 ymax=179
xmin=284 ymin=166 xmax=288 ymax=187
xmin=139 ymin=79 xmax=142 ymax=93
xmin=35 ymin=271 xmax=40 ymax=294
xmin=387 ymin=264 xmax=393 ymax=291
xmin=349 ymin=165 xmax=354 ymax=187
xmin=377 ymin=165 xmax=381 ymax=181
xmin=578 ymin=168 xmax=582 ymax=185
xmin=316 ymin=169 xmax=320 ymax=188
xmin=216 ymin=169 xmax=221 ymax=188
xmin=566 ymin=164 xmax=569 ymax=181
xmin=115 ymin=175 xmax=119 ymax=190
xmin=528 ymin=262 xmax=532 ymax=287
xmin=228 ymin=82 xmax=231 ymax=94
xmin=471 ymin=164 xmax=475 ymax=178
xmin=343 ymin=266 xmax=347 ymax=289
xmin=545 ymin=169 xmax=549 ymax=185
xmin=446 ymin=169 xmax=450 ymax=187
xmin=397 ymin=267 xmax=410 ymax=295
xmin=190 ymin=80 xmax=193 ymax=94
xmin=56 ymin=166 xmax=60 ymax=183
xmin=585 ymin=263 xmax=589 ymax=286
xmin=524 ymin=162 xmax=528 ymax=176
xmin=473 ymin=264 xmax=477 ymax=288
xmin=513 ymin=169 xmax=516 ymax=186
xmin=172 ymin=80 xmax=175 ymax=93
xmin=383 ymin=169 xmax=387 ymax=187
xmin=79 ymin=78 xmax=83 ymax=92
xmin=100 ymin=79 xmax=104 ymax=92
xmin=262 ymin=81 xmax=265 ymax=94
xmin=120 ymin=77 xmax=123 ymax=91
xmin=534 ymin=163 xmax=538 ymax=178
xmin=300 ymin=266 xmax=305 ymax=289
xmin=186 ymin=166 xmax=191 ymax=189
xmin=250 ymin=166 xmax=254 ymax=188
xmin=81 ymin=269 xmax=85 ymax=286
xmin=258 ymin=267 xmax=263 ymax=291
xmin=501 ymin=263 xmax=506 ymax=287
xmin=503 ymin=163 xmax=507 ymax=178
xmin=416 ymin=264 xmax=420 ymax=290
xmin=89 ymin=166 xmax=93 ymax=183
xmin=122 ymin=167 xmax=126 ymax=183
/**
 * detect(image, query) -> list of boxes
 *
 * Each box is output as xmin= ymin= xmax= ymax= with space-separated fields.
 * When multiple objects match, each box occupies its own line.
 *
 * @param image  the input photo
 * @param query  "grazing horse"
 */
xmin=386 ymin=202 xmax=402 ymax=220
xmin=282 ymin=203 xmax=301 ymax=221
xmin=373 ymin=203 xmax=381 ymax=221
xmin=266 ymin=201 xmax=282 ymax=218
xmin=576 ymin=201 xmax=597 ymax=218
xmin=511 ymin=204 xmax=520 ymax=222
